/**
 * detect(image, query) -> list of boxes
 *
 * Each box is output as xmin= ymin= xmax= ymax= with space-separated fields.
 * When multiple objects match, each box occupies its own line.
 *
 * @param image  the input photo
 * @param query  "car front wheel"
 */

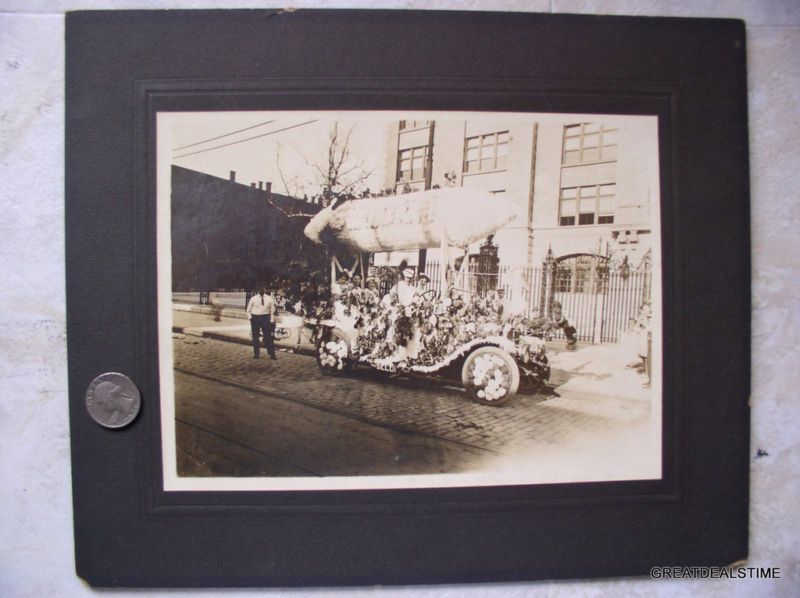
xmin=461 ymin=346 xmax=520 ymax=406
xmin=316 ymin=328 xmax=353 ymax=376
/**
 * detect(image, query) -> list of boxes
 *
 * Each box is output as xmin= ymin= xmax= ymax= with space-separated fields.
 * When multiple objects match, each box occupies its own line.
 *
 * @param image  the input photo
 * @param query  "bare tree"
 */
xmin=269 ymin=145 xmax=317 ymax=219
xmin=314 ymin=122 xmax=375 ymax=205
xmin=274 ymin=122 xmax=376 ymax=213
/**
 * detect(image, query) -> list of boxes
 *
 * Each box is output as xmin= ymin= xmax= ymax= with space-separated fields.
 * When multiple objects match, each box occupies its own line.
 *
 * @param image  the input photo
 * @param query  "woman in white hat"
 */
xmin=384 ymin=260 xmax=416 ymax=308
xmin=415 ymin=272 xmax=431 ymax=298
xmin=397 ymin=266 xmax=417 ymax=306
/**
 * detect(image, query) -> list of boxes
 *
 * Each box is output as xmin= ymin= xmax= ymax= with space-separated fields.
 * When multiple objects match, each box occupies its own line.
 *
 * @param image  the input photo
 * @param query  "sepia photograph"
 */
xmin=157 ymin=110 xmax=663 ymax=491
xmin=49 ymin=7 xmax=757 ymax=589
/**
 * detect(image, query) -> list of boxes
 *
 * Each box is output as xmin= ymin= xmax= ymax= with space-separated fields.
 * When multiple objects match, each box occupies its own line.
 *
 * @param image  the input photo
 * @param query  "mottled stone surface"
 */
xmin=1 ymin=1 xmax=797 ymax=596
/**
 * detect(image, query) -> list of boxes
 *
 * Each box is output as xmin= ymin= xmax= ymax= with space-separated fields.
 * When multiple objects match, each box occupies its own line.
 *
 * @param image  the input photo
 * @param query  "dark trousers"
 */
xmin=250 ymin=314 xmax=275 ymax=358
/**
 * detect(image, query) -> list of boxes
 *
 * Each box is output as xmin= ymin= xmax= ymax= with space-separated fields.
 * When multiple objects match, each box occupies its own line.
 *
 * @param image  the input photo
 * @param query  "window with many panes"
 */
xmin=397 ymin=146 xmax=428 ymax=182
xmin=463 ymin=131 xmax=509 ymax=174
xmin=559 ymin=184 xmax=616 ymax=226
xmin=562 ymin=123 xmax=617 ymax=165
xmin=399 ymin=120 xmax=431 ymax=131
xmin=554 ymin=264 xmax=573 ymax=293
xmin=554 ymin=255 xmax=610 ymax=294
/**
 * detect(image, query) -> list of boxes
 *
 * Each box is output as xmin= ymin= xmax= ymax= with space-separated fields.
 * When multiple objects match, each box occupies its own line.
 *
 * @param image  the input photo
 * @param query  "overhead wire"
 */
xmin=172 ymin=119 xmax=276 ymax=151
xmin=172 ymin=120 xmax=320 ymax=160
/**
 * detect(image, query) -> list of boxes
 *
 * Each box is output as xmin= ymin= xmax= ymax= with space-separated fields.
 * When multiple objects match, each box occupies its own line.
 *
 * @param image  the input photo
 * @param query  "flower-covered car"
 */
xmin=302 ymin=186 xmax=550 ymax=405
xmin=315 ymin=283 xmax=551 ymax=406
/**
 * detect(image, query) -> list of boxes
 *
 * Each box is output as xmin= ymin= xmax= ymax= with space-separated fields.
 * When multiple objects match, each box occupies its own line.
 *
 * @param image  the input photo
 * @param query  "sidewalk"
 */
xmin=172 ymin=304 xmax=317 ymax=356
xmin=546 ymin=340 xmax=652 ymax=401
xmin=172 ymin=304 xmax=652 ymax=401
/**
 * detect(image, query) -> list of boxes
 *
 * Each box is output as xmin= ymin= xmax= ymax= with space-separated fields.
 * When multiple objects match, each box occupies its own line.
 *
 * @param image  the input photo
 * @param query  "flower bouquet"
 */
xmin=467 ymin=353 xmax=512 ymax=402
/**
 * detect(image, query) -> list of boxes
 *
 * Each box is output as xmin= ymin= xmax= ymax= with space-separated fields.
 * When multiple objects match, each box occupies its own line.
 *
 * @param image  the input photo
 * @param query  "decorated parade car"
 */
xmin=303 ymin=187 xmax=551 ymax=406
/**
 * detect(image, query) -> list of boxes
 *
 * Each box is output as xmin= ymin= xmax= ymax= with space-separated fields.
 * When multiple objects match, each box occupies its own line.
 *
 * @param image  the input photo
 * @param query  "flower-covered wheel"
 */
xmin=316 ymin=328 xmax=353 ymax=376
xmin=461 ymin=346 xmax=520 ymax=406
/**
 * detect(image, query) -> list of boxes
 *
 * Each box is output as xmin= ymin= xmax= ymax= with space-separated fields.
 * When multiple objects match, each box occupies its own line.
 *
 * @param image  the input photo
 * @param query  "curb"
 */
xmin=174 ymin=326 xmax=317 ymax=357
xmin=173 ymin=302 xmax=248 ymax=320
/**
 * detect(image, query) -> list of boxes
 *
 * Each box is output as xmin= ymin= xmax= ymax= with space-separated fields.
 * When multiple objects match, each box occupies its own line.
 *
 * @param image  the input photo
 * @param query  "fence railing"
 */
xmin=172 ymin=292 xmax=203 ymax=305
xmin=210 ymin=291 xmax=250 ymax=310
xmin=174 ymin=258 xmax=650 ymax=344
xmin=599 ymin=270 xmax=650 ymax=343
xmin=172 ymin=291 xmax=289 ymax=315
xmin=420 ymin=260 xmax=650 ymax=344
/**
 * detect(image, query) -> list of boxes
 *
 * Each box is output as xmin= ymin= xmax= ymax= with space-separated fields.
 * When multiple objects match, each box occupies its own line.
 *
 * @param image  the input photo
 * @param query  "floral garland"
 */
xmin=394 ymin=311 xmax=414 ymax=346
xmin=335 ymin=284 xmax=381 ymax=319
xmin=341 ymin=286 xmax=552 ymax=370
xmin=318 ymin=338 xmax=349 ymax=371
xmin=316 ymin=278 xmax=557 ymax=375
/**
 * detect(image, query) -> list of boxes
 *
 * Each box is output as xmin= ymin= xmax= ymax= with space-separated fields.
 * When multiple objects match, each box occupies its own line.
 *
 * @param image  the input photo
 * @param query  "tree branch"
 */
xmin=265 ymin=195 xmax=317 ymax=219
xmin=276 ymin=145 xmax=295 ymax=197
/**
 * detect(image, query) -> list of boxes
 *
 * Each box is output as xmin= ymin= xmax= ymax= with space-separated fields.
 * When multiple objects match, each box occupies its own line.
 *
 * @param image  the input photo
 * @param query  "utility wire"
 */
xmin=173 ymin=120 xmax=319 ymax=160
xmin=172 ymin=120 xmax=276 ymax=151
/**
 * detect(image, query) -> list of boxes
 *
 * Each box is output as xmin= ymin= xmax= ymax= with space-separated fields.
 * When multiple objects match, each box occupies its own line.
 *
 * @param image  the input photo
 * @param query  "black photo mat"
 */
xmin=66 ymin=10 xmax=750 ymax=586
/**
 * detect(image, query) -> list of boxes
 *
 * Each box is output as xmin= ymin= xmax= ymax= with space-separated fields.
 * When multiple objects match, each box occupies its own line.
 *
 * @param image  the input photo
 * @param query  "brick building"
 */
xmin=170 ymin=165 xmax=325 ymax=291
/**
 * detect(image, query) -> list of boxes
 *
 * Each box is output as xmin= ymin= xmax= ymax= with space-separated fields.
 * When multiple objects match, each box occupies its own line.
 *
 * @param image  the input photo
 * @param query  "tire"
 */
xmin=461 ymin=346 xmax=520 ymax=406
xmin=316 ymin=327 xmax=353 ymax=376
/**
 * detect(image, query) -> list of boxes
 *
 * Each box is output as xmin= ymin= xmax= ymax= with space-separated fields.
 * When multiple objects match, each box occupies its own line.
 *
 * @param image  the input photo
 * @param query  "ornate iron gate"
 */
xmin=540 ymin=251 xmax=651 ymax=343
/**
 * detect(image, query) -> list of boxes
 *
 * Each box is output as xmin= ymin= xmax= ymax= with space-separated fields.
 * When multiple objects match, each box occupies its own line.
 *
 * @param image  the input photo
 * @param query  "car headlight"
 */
xmin=519 ymin=335 xmax=545 ymax=352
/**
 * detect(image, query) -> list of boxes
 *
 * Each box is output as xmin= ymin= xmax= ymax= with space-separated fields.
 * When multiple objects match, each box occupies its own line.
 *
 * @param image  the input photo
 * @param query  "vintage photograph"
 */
xmin=156 ymin=111 xmax=663 ymax=491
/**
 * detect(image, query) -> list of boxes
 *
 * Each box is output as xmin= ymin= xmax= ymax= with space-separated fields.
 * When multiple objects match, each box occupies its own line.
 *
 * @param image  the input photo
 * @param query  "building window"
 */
xmin=554 ymin=255 xmax=610 ymax=294
xmin=399 ymin=120 xmax=431 ymax=131
xmin=554 ymin=264 xmax=573 ymax=293
xmin=559 ymin=184 xmax=615 ymax=226
xmin=463 ymin=131 xmax=509 ymax=174
xmin=397 ymin=146 xmax=428 ymax=182
xmin=562 ymin=123 xmax=618 ymax=166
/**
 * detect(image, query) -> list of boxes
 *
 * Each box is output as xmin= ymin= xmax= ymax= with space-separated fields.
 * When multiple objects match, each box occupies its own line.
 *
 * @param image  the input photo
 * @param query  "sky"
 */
xmin=165 ymin=111 xmax=392 ymax=198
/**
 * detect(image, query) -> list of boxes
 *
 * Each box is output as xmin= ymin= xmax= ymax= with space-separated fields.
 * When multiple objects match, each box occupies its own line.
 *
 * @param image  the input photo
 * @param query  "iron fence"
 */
xmin=421 ymin=258 xmax=650 ymax=344
xmin=172 ymin=291 xmax=289 ymax=315
xmin=174 ymin=255 xmax=650 ymax=344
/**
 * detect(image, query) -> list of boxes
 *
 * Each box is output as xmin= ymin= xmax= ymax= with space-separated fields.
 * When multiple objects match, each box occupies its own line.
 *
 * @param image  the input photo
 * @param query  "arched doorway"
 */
xmin=548 ymin=254 xmax=608 ymax=343
xmin=541 ymin=252 xmax=651 ymax=343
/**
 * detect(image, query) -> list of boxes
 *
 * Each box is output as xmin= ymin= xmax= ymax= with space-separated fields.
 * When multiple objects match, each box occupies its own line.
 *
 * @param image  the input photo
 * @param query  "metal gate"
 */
xmin=540 ymin=252 xmax=651 ymax=343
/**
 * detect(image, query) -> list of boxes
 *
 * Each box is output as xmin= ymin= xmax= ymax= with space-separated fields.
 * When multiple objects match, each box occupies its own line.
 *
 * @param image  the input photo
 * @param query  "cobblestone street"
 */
xmin=172 ymin=332 xmax=658 ymax=482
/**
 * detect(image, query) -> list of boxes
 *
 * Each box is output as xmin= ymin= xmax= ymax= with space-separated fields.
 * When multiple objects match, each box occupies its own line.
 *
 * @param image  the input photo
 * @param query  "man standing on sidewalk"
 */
xmin=246 ymin=286 xmax=277 ymax=360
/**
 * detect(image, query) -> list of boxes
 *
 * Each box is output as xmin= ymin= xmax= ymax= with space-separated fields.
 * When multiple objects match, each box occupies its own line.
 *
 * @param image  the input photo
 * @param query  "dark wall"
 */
xmin=171 ymin=165 xmax=327 ymax=291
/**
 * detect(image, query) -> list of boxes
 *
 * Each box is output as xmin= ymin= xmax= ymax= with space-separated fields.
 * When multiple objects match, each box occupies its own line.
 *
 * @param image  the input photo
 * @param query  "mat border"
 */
xmin=67 ymin=9 xmax=749 ymax=586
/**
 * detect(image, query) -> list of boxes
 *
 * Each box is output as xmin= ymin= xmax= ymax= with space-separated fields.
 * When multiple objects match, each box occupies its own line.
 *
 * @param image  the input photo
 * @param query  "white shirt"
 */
xmin=394 ymin=280 xmax=416 ymax=307
xmin=246 ymin=292 xmax=276 ymax=317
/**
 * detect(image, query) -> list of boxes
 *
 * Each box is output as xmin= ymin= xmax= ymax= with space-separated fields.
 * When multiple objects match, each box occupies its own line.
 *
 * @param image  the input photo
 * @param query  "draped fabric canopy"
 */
xmin=304 ymin=188 xmax=518 ymax=253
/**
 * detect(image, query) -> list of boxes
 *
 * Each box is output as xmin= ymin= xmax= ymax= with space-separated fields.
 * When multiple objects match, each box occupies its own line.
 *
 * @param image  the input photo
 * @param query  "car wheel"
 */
xmin=461 ymin=346 xmax=520 ymax=406
xmin=316 ymin=328 xmax=353 ymax=376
